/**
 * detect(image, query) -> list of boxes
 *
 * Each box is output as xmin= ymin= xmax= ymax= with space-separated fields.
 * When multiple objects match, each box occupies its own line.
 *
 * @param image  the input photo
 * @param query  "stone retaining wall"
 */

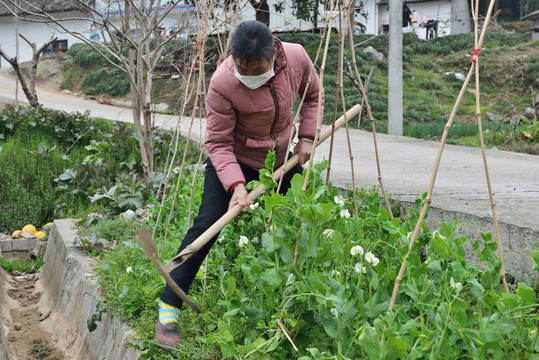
xmin=39 ymin=219 xmax=140 ymax=360
xmin=397 ymin=200 xmax=538 ymax=282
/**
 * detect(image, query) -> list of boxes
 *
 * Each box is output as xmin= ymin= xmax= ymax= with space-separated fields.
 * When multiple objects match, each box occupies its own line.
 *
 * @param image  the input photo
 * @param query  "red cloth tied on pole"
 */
xmin=471 ymin=47 xmax=481 ymax=63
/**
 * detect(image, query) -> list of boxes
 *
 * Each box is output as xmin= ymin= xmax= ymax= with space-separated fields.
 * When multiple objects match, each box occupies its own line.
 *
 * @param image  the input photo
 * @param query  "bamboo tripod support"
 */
xmin=388 ymin=0 xmax=500 ymax=312
xmin=161 ymin=104 xmax=362 ymax=275
xmin=338 ymin=0 xmax=360 ymax=218
xmin=342 ymin=0 xmax=400 ymax=248
xmin=154 ymin=0 xmax=215 ymax=255
xmin=471 ymin=1 xmax=509 ymax=293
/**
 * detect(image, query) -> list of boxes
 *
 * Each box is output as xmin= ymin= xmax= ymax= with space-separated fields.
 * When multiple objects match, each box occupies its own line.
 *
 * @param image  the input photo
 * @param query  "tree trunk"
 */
xmin=10 ymin=61 xmax=38 ymax=107
xmin=249 ymin=0 xmax=270 ymax=26
xmin=0 ymin=35 xmax=56 ymax=108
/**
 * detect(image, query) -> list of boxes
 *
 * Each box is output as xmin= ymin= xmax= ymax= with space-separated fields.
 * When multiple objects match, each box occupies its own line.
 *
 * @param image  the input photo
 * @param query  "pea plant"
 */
xmin=91 ymin=155 xmax=537 ymax=360
xmin=202 ymin=159 xmax=538 ymax=359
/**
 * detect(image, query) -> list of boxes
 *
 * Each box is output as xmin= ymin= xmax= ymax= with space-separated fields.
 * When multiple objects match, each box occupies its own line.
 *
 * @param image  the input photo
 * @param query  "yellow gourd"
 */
xmin=22 ymin=224 xmax=37 ymax=234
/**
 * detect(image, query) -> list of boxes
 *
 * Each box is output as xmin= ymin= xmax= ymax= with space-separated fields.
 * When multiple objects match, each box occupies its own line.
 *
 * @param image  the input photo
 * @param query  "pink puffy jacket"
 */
xmin=205 ymin=38 xmax=324 ymax=192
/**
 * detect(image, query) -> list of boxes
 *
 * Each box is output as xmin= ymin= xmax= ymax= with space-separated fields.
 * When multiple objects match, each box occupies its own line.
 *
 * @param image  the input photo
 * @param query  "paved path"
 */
xmin=1 ymin=70 xmax=538 ymax=233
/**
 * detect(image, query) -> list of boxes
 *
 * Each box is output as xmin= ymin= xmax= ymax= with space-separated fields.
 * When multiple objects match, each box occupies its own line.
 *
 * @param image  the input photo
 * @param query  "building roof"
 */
xmin=522 ymin=9 xmax=539 ymax=21
xmin=376 ymin=0 xmax=433 ymax=4
xmin=0 ymin=0 xmax=92 ymax=17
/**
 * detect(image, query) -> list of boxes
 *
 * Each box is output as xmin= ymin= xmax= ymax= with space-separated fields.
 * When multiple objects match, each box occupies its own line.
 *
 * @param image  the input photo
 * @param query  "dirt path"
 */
xmin=4 ymin=271 xmax=64 ymax=360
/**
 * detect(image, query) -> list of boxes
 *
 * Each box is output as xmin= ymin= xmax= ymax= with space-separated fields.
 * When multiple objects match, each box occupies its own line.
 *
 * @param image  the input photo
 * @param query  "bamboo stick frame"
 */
xmin=471 ymin=0 xmax=509 ymax=293
xmin=388 ymin=0 xmax=499 ymax=312
xmin=342 ymin=0 xmax=400 ymax=247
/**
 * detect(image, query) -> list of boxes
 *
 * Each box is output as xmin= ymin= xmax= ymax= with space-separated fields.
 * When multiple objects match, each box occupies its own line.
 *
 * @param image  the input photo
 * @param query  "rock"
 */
xmin=154 ymin=103 xmax=169 ymax=112
xmin=466 ymin=88 xmax=476 ymax=95
xmin=510 ymin=115 xmax=521 ymax=126
xmin=487 ymin=112 xmax=503 ymax=122
xmin=14 ymin=325 xmax=21 ymax=331
xmin=36 ymin=57 xmax=66 ymax=90
xmin=534 ymin=93 xmax=539 ymax=106
xmin=454 ymin=73 xmax=466 ymax=81
xmin=121 ymin=210 xmax=136 ymax=219
xmin=20 ymin=232 xmax=35 ymax=239
xmin=135 ymin=208 xmax=152 ymax=222
xmin=363 ymin=46 xmax=384 ymax=63
xmin=87 ymin=213 xmax=104 ymax=221
xmin=524 ymin=107 xmax=535 ymax=119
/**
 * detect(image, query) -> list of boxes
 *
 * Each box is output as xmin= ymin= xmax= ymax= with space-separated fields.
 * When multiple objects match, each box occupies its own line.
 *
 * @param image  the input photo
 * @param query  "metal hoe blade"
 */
xmin=137 ymin=227 xmax=201 ymax=313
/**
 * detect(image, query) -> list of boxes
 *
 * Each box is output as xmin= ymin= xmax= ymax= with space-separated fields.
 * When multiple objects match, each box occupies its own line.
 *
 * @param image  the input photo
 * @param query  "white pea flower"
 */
xmin=432 ymin=230 xmax=446 ymax=240
xmin=251 ymin=236 xmax=259 ymax=244
xmin=331 ymin=269 xmax=340 ymax=276
xmin=450 ymin=277 xmax=463 ymax=292
xmin=323 ymin=229 xmax=335 ymax=239
xmin=249 ymin=202 xmax=259 ymax=210
xmin=334 ymin=195 xmax=345 ymax=208
xmin=239 ymin=236 xmax=249 ymax=247
xmin=238 ymin=220 xmax=245 ymax=226
xmin=362 ymin=266 xmax=367 ymax=274
xmin=365 ymin=252 xmax=380 ymax=266
xmin=354 ymin=263 xmax=362 ymax=273
xmin=126 ymin=266 xmax=133 ymax=273
xmin=350 ymin=245 xmax=364 ymax=256
xmin=340 ymin=209 xmax=351 ymax=219
xmin=330 ymin=308 xmax=338 ymax=317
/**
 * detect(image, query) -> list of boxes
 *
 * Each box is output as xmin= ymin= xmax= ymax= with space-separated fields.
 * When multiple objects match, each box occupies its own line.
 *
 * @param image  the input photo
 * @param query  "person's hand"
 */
xmin=294 ymin=139 xmax=314 ymax=165
xmin=228 ymin=183 xmax=252 ymax=213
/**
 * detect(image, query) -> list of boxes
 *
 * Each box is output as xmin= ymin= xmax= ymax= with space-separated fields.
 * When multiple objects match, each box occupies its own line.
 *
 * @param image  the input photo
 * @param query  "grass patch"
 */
xmin=0 ymin=257 xmax=44 ymax=274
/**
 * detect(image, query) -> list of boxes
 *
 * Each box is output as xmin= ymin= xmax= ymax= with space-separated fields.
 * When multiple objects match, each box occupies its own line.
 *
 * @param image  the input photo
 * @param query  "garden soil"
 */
xmin=0 ymin=268 xmax=65 ymax=360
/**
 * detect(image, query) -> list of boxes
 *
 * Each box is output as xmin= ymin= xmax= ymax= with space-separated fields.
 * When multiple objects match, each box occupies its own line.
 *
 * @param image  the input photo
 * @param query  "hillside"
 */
xmin=51 ymin=29 xmax=539 ymax=154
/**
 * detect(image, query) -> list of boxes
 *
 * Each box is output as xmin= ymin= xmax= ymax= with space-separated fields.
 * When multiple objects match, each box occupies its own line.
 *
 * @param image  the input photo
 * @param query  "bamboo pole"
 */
xmin=293 ymin=0 xmax=337 ymax=267
xmin=388 ymin=0 xmax=498 ymax=312
xmin=162 ymin=104 xmax=363 ymax=274
xmin=157 ymin=0 xmax=215 ymax=255
xmin=472 ymin=0 xmax=509 ymax=293
xmin=338 ymin=0 xmax=359 ymax=217
xmin=302 ymin=0 xmax=337 ymax=192
xmin=344 ymin=2 xmax=399 ymax=248
xmin=325 ymin=7 xmax=343 ymax=185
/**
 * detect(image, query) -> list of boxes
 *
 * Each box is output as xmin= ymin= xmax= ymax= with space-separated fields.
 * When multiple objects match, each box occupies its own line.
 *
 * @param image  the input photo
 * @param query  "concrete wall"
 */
xmin=450 ymin=0 xmax=472 ymax=34
xmin=397 ymin=200 xmax=539 ymax=283
xmin=0 ymin=268 xmax=16 ymax=360
xmin=39 ymin=219 xmax=140 ymax=360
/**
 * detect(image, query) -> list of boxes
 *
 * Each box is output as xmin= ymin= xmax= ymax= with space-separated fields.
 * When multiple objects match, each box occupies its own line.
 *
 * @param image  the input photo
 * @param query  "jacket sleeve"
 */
xmin=204 ymin=84 xmax=246 ymax=192
xmin=297 ymin=46 xmax=324 ymax=140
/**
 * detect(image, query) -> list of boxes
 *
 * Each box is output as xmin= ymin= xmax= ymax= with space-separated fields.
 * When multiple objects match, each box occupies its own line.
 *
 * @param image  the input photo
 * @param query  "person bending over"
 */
xmin=156 ymin=20 xmax=323 ymax=350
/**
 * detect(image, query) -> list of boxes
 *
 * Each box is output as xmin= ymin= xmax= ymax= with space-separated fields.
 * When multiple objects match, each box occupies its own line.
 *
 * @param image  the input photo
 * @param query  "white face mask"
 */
xmin=234 ymin=62 xmax=275 ymax=89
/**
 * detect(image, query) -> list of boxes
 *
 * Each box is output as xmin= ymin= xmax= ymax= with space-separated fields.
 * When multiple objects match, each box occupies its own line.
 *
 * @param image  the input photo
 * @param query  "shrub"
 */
xmin=0 ymin=128 xmax=65 ymax=231
xmin=82 ymin=68 xmax=130 ymax=97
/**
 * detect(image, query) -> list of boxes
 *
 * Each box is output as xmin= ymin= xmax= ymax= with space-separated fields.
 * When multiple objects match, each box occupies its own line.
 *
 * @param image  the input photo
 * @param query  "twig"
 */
xmin=276 ymin=318 xmax=299 ymax=352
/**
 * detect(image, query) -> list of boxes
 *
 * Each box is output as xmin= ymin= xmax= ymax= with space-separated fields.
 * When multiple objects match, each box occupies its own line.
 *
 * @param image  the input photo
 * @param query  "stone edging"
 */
xmin=39 ymin=219 xmax=140 ymax=360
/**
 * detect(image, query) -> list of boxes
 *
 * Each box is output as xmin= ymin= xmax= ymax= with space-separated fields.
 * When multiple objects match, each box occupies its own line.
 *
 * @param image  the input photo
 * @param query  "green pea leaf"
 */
xmin=516 ymin=282 xmax=536 ymax=305
xmin=259 ymin=168 xmax=278 ymax=189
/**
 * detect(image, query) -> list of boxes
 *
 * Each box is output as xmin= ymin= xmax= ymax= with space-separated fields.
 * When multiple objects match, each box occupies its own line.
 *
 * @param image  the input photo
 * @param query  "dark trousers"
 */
xmin=160 ymin=157 xmax=303 ymax=308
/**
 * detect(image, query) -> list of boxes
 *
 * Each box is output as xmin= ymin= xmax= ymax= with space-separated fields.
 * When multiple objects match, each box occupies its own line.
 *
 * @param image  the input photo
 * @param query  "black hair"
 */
xmin=230 ymin=20 xmax=275 ymax=64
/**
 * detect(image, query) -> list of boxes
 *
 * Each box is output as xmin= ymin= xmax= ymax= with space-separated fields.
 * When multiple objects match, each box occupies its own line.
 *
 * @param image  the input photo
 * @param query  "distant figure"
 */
xmin=403 ymin=3 xmax=412 ymax=27
xmin=89 ymin=24 xmax=100 ymax=41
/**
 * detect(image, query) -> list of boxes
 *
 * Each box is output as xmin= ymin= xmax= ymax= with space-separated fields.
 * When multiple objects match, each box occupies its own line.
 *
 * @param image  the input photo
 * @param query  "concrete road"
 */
xmin=1 ymin=70 xmax=537 ymax=236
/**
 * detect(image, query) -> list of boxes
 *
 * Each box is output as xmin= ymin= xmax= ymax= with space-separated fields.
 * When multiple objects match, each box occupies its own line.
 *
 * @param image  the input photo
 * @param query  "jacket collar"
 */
xmin=273 ymin=37 xmax=287 ymax=75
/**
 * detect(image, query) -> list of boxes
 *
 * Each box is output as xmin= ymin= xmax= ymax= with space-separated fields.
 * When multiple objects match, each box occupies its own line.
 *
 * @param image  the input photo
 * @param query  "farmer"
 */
xmin=156 ymin=20 xmax=323 ymax=350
